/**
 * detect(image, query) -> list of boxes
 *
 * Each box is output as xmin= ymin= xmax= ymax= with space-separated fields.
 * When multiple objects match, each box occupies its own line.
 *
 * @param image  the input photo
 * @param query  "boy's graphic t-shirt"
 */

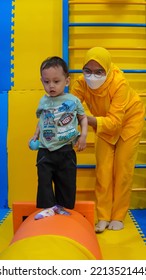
xmin=36 ymin=93 xmax=85 ymax=151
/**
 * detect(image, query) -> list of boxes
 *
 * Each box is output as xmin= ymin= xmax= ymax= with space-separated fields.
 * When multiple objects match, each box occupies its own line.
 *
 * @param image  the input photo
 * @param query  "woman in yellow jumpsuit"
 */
xmin=71 ymin=47 xmax=145 ymax=233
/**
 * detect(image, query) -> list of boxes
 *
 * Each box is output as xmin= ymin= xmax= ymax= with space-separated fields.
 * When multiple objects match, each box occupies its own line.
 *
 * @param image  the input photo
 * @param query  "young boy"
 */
xmin=30 ymin=56 xmax=88 ymax=220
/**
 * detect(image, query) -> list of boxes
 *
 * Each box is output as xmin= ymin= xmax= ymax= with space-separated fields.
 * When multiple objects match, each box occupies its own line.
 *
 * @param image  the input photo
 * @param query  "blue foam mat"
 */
xmin=0 ymin=208 xmax=11 ymax=225
xmin=129 ymin=209 xmax=146 ymax=244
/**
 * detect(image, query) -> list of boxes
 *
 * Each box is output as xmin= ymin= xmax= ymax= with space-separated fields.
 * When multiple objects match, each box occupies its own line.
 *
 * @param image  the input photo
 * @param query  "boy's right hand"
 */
xmin=28 ymin=135 xmax=39 ymax=147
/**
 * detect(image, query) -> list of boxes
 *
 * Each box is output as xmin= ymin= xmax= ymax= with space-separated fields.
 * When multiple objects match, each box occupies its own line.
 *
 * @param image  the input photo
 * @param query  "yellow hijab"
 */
xmin=83 ymin=47 xmax=112 ymax=74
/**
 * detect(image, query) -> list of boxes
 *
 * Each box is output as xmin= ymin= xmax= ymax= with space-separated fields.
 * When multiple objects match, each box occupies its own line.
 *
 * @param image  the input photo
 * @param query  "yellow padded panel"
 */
xmin=13 ymin=0 xmax=62 ymax=90
xmin=8 ymin=90 xmax=44 ymax=207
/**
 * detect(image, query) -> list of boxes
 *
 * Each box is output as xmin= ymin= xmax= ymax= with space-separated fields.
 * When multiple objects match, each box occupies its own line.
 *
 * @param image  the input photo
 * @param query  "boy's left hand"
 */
xmin=75 ymin=135 xmax=86 ymax=151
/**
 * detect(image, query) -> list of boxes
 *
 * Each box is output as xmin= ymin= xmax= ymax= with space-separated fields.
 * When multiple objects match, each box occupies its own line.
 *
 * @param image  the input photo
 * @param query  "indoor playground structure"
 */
xmin=0 ymin=0 xmax=146 ymax=260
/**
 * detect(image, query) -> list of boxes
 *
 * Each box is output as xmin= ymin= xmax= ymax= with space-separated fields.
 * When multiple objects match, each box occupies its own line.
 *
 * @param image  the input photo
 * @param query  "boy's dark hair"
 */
xmin=40 ymin=56 xmax=69 ymax=77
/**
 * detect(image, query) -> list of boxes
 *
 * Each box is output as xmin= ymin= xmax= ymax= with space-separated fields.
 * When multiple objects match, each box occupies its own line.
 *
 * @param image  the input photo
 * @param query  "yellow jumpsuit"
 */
xmin=71 ymin=47 xmax=145 ymax=221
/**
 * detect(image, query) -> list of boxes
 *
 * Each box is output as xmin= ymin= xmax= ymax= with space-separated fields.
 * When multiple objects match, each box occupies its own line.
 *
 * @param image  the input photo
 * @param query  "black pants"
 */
xmin=36 ymin=145 xmax=77 ymax=209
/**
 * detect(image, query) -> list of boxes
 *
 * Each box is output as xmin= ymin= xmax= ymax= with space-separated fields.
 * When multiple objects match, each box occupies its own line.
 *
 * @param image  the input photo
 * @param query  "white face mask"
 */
xmin=84 ymin=74 xmax=107 ymax=89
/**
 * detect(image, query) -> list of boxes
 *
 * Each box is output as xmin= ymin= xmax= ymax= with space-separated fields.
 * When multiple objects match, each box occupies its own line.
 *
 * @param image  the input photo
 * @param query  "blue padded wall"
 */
xmin=0 ymin=0 xmax=14 ymax=91
xmin=0 ymin=0 xmax=14 ymax=207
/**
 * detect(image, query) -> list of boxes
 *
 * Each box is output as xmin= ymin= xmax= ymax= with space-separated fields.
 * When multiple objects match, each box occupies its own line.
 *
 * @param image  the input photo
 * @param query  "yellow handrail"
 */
xmin=132 ymin=188 xmax=146 ymax=191
xmin=139 ymin=93 xmax=146 ymax=97
xmin=69 ymin=1 xmax=146 ymax=5
xmin=85 ymin=141 xmax=146 ymax=147
xmin=76 ymin=187 xmax=146 ymax=192
xmin=69 ymin=46 xmax=146 ymax=51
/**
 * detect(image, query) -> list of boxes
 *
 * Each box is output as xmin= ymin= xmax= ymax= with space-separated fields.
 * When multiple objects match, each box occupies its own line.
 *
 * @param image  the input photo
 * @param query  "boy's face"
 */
xmin=41 ymin=66 xmax=70 ymax=97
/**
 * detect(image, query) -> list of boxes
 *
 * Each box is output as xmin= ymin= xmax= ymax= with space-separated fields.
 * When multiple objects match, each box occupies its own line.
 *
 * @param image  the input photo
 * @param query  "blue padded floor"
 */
xmin=129 ymin=209 xmax=146 ymax=244
xmin=0 ymin=208 xmax=11 ymax=225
